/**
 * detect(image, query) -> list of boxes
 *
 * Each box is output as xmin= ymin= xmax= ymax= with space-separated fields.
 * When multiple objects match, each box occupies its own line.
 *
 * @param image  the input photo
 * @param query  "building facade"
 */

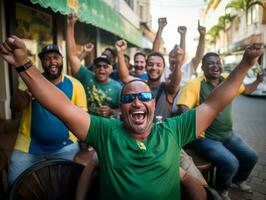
xmin=0 ymin=0 xmax=155 ymax=123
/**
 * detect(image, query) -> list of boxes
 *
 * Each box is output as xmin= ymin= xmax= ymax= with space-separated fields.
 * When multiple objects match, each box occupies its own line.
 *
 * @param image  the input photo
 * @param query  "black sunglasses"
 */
xmin=95 ymin=64 xmax=109 ymax=69
xmin=120 ymin=92 xmax=154 ymax=104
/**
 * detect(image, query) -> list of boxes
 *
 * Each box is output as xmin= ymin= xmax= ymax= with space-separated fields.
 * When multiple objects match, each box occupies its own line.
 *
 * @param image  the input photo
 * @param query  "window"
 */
xmin=15 ymin=3 xmax=53 ymax=70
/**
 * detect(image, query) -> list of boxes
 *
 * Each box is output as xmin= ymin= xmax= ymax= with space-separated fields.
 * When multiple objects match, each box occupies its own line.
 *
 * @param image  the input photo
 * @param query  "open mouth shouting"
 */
xmin=49 ymin=65 xmax=59 ymax=75
xmin=130 ymin=110 xmax=146 ymax=125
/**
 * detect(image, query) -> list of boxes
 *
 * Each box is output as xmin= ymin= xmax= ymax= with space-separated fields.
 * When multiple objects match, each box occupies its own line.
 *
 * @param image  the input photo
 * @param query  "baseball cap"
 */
xmin=38 ymin=44 xmax=62 ymax=59
xmin=93 ymin=54 xmax=111 ymax=65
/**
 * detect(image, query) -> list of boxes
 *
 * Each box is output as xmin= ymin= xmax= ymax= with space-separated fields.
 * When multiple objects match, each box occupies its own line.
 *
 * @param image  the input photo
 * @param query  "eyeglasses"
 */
xmin=120 ymin=92 xmax=154 ymax=104
xmin=95 ymin=64 xmax=109 ymax=69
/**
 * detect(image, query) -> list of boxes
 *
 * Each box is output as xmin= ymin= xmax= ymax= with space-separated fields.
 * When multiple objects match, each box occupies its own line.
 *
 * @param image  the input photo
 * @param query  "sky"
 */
xmin=150 ymin=0 xmax=207 ymax=58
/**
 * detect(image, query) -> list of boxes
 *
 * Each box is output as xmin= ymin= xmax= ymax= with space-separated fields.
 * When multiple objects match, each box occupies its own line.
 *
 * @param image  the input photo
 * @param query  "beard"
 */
xmin=43 ymin=63 xmax=63 ymax=80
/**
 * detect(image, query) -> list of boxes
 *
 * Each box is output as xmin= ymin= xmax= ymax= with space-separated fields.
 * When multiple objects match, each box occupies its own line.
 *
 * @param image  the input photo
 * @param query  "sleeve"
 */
xmin=239 ymin=84 xmax=245 ymax=94
xmin=166 ymin=109 xmax=196 ymax=147
xmin=85 ymin=115 xmax=117 ymax=151
xmin=70 ymin=77 xmax=88 ymax=112
xmin=176 ymin=80 xmax=200 ymax=109
xmin=181 ymin=61 xmax=193 ymax=83
xmin=18 ymin=78 xmax=28 ymax=91
xmin=74 ymin=64 xmax=93 ymax=84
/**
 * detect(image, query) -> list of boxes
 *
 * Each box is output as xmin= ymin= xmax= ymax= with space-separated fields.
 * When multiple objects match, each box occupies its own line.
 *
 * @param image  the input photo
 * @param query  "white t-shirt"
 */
xmin=160 ymin=60 xmax=194 ymax=85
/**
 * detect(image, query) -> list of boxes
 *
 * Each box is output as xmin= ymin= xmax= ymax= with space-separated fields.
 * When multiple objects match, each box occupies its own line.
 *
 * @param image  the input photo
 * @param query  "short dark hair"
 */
xmin=124 ymin=54 xmax=130 ymax=62
xmin=121 ymin=79 xmax=150 ymax=96
xmin=105 ymin=48 xmax=116 ymax=58
xmin=134 ymin=52 xmax=146 ymax=61
xmin=202 ymin=52 xmax=220 ymax=64
xmin=146 ymin=52 xmax=165 ymax=67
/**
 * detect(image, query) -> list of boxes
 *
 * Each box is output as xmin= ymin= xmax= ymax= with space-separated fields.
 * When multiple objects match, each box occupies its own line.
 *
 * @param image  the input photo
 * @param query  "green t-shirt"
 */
xmin=75 ymin=65 xmax=121 ymax=115
xmin=85 ymin=109 xmax=196 ymax=200
xmin=200 ymin=77 xmax=232 ymax=140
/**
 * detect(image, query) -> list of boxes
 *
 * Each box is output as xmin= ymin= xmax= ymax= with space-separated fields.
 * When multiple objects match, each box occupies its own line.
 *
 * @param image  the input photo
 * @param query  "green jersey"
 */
xmin=85 ymin=109 xmax=196 ymax=200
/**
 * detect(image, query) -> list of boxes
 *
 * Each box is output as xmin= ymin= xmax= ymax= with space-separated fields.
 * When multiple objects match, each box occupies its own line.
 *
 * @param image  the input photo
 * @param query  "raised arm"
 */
xmin=66 ymin=12 xmax=81 ymax=75
xmin=191 ymin=20 xmax=206 ymax=71
xmin=178 ymin=26 xmax=187 ymax=54
xmin=152 ymin=18 xmax=167 ymax=52
xmin=196 ymin=44 xmax=264 ymax=135
xmin=243 ymin=73 xmax=264 ymax=94
xmin=78 ymin=43 xmax=94 ymax=61
xmin=115 ymin=40 xmax=136 ymax=83
xmin=166 ymin=45 xmax=184 ymax=99
xmin=0 ymin=36 xmax=90 ymax=141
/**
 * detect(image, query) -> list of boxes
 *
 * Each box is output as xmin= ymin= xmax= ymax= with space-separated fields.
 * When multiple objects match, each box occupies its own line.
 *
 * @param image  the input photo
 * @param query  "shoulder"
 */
xmin=63 ymin=74 xmax=86 ymax=95
xmin=109 ymin=79 xmax=122 ymax=89
xmin=64 ymin=74 xmax=83 ymax=87
xmin=221 ymin=72 xmax=230 ymax=79
xmin=184 ymin=76 xmax=204 ymax=89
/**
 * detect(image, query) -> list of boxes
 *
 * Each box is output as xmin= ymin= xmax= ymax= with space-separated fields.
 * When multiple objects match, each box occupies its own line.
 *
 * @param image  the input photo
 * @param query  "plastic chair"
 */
xmin=9 ymin=159 xmax=84 ymax=200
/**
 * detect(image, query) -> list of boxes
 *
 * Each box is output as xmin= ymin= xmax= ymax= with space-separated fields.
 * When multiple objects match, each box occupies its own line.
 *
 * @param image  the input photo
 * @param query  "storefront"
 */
xmin=0 ymin=0 xmax=144 ymax=121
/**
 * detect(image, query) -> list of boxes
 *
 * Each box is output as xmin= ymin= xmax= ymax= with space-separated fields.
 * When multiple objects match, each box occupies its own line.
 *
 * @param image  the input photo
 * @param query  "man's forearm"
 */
xmin=152 ymin=27 xmax=163 ymax=51
xmin=192 ymin=34 xmax=205 ymax=70
xmin=243 ymin=79 xmax=261 ymax=94
xmin=66 ymin=23 xmax=81 ymax=74
xmin=167 ymin=64 xmax=181 ymax=96
xmin=117 ymin=52 xmax=133 ymax=83
xmin=179 ymin=34 xmax=186 ymax=54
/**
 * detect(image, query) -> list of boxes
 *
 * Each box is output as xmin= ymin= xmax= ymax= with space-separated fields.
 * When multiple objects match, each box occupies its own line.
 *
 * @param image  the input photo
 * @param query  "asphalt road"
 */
xmin=230 ymin=95 xmax=266 ymax=200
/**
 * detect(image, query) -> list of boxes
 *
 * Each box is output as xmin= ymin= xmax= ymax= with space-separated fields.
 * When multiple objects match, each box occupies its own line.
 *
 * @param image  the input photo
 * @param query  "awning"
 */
xmin=30 ymin=0 xmax=143 ymax=47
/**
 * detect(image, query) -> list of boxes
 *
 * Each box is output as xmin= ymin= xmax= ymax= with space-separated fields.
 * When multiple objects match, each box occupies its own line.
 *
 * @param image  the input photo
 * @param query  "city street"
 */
xmin=230 ymin=95 xmax=266 ymax=200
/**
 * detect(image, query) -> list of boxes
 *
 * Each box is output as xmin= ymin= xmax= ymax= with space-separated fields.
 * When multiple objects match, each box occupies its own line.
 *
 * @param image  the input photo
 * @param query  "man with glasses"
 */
xmin=116 ymin=40 xmax=182 ymax=122
xmin=7 ymin=44 xmax=87 ymax=186
xmin=0 ymin=35 xmax=263 ymax=199
xmin=66 ymin=13 xmax=121 ymax=117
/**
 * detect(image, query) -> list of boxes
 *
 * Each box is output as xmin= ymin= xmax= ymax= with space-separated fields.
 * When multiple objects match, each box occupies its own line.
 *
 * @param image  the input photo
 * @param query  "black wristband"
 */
xmin=15 ymin=60 xmax=33 ymax=73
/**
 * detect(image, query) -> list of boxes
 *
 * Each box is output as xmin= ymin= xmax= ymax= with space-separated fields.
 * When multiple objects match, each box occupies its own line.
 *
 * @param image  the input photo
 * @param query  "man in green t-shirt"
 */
xmin=0 ymin=34 xmax=263 ymax=199
xmin=66 ymin=13 xmax=121 ymax=117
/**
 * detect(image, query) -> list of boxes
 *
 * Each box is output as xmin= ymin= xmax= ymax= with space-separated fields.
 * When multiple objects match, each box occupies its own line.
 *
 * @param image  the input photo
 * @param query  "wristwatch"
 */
xmin=15 ymin=60 xmax=33 ymax=73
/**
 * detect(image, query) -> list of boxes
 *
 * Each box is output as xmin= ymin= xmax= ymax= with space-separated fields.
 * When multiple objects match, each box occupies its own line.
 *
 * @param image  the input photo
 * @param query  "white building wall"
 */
xmin=104 ymin=0 xmax=140 ymax=28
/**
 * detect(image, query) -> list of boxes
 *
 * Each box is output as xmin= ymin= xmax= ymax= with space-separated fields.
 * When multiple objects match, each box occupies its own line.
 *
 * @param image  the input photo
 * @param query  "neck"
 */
xmin=129 ymin=130 xmax=151 ymax=141
xmin=206 ymin=78 xmax=220 ymax=87
xmin=148 ymin=79 xmax=161 ymax=89
xmin=126 ymin=123 xmax=153 ymax=141
xmin=49 ymin=74 xmax=62 ymax=85
xmin=97 ymin=78 xmax=109 ymax=84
